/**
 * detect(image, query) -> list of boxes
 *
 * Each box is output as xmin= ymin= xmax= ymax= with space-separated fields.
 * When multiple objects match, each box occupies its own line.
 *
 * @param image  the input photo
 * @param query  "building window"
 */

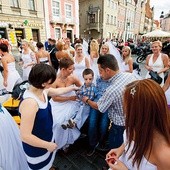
xmin=89 ymin=14 xmax=95 ymax=23
xmin=11 ymin=0 xmax=19 ymax=7
xmin=52 ymin=0 xmax=60 ymax=17
xmin=107 ymin=0 xmax=110 ymax=7
xmin=107 ymin=14 xmax=109 ymax=24
xmin=65 ymin=4 xmax=72 ymax=18
xmin=111 ymin=15 xmax=113 ymax=24
xmin=29 ymin=0 xmax=35 ymax=10
xmin=55 ymin=28 xmax=61 ymax=39
xmin=107 ymin=32 xmax=111 ymax=39
xmin=114 ymin=16 xmax=116 ymax=26
xmin=112 ymin=1 xmax=114 ymax=9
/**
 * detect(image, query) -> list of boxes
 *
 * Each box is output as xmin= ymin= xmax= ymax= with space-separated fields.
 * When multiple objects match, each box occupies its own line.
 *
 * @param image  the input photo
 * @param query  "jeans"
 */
xmin=108 ymin=123 xmax=125 ymax=149
xmin=88 ymin=108 xmax=109 ymax=148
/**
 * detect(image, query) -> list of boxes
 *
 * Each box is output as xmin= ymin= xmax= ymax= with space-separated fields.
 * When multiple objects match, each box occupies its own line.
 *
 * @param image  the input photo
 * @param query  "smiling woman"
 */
xmin=145 ymin=41 xmax=169 ymax=86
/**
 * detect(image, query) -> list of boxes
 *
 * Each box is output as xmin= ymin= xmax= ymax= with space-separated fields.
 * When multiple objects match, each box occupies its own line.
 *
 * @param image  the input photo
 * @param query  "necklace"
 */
xmin=59 ymin=75 xmax=68 ymax=86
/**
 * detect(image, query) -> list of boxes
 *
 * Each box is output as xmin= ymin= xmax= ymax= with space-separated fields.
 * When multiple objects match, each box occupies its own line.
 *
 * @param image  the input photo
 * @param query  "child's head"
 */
xmin=82 ymin=68 xmax=94 ymax=87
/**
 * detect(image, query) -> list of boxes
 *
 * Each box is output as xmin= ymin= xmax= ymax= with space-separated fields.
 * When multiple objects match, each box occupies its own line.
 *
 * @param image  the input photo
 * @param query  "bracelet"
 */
xmin=85 ymin=98 xmax=90 ymax=104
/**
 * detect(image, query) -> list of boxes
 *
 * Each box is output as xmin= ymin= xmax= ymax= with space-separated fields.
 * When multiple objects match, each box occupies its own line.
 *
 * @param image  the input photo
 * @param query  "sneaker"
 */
xmin=67 ymin=119 xmax=76 ymax=128
xmin=96 ymin=143 xmax=109 ymax=152
xmin=86 ymin=143 xmax=99 ymax=156
xmin=86 ymin=147 xmax=96 ymax=157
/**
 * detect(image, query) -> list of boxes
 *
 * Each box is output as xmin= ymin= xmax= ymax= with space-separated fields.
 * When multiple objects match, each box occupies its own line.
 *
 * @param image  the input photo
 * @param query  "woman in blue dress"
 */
xmin=19 ymin=64 xmax=78 ymax=170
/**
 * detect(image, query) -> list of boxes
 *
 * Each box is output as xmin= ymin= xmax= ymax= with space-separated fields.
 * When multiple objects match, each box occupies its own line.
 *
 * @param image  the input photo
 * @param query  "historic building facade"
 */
xmin=79 ymin=0 xmax=153 ymax=42
xmin=0 ymin=0 xmax=46 ymax=46
xmin=161 ymin=12 xmax=170 ymax=32
xmin=44 ymin=0 xmax=79 ymax=42
xmin=79 ymin=0 xmax=119 ymax=40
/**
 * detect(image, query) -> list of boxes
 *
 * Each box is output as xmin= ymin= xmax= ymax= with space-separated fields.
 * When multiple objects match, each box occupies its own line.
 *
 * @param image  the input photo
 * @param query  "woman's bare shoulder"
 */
xmin=154 ymin=143 xmax=170 ymax=168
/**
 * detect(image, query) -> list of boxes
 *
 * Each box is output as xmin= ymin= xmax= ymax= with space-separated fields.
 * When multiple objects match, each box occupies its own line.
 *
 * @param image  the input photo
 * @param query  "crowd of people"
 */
xmin=0 ymin=36 xmax=170 ymax=170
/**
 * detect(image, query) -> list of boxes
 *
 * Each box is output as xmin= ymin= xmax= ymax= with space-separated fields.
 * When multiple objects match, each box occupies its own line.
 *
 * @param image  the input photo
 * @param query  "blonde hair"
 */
xmin=90 ymin=39 xmax=99 ymax=53
xmin=122 ymin=46 xmax=132 ymax=64
xmin=21 ymin=39 xmax=36 ymax=52
xmin=75 ymin=43 xmax=82 ymax=50
xmin=100 ymin=43 xmax=110 ymax=55
xmin=151 ymin=40 xmax=162 ymax=48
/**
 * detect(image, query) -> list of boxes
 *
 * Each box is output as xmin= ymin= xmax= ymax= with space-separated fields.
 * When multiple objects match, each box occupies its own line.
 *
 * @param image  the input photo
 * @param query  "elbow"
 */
xmin=20 ymin=132 xmax=30 ymax=143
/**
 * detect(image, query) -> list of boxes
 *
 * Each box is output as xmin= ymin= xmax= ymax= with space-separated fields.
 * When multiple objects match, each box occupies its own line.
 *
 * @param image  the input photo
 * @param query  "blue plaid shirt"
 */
xmin=97 ymin=72 xmax=136 ymax=126
xmin=76 ymin=83 xmax=97 ymax=104
xmin=94 ymin=76 xmax=112 ymax=101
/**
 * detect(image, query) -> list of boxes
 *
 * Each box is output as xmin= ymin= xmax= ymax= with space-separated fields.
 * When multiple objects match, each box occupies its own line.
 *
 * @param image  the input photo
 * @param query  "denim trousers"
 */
xmin=88 ymin=108 xmax=110 ymax=148
xmin=108 ymin=123 xmax=125 ymax=149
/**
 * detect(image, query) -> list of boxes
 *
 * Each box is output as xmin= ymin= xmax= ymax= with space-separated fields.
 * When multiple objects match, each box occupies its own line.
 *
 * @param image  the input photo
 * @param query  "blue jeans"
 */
xmin=88 ymin=108 xmax=109 ymax=148
xmin=108 ymin=123 xmax=125 ymax=149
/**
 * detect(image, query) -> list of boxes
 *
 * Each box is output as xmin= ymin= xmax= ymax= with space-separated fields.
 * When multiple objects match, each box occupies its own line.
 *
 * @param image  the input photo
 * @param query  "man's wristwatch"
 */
xmin=85 ymin=98 xmax=90 ymax=104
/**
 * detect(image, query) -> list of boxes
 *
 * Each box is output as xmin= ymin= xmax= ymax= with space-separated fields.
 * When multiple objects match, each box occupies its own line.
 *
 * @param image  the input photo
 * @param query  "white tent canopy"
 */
xmin=142 ymin=29 xmax=170 ymax=38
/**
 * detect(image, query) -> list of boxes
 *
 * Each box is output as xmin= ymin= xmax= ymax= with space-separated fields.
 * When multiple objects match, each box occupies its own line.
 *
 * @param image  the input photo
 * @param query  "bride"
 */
xmin=50 ymin=57 xmax=83 ymax=150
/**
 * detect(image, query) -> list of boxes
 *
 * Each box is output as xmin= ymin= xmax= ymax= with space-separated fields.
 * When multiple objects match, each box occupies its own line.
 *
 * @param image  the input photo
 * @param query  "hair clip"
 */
xmin=130 ymin=86 xmax=136 ymax=98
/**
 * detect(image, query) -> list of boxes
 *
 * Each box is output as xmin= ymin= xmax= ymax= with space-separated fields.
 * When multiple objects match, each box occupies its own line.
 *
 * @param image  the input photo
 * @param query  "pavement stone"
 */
xmin=52 ymin=137 xmax=109 ymax=170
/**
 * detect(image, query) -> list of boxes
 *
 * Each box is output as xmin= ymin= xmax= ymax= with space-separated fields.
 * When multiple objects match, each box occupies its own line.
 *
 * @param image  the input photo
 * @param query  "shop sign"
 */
xmin=28 ymin=23 xmax=42 ymax=28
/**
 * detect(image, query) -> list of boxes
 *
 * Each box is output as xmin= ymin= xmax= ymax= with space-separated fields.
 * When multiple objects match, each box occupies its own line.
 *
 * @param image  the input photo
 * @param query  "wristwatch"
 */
xmin=85 ymin=98 xmax=90 ymax=104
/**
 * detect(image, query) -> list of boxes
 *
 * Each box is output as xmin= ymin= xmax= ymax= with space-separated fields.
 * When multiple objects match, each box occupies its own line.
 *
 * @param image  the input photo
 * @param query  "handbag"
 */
xmin=12 ymin=81 xmax=29 ymax=100
xmin=149 ymin=70 xmax=162 ymax=84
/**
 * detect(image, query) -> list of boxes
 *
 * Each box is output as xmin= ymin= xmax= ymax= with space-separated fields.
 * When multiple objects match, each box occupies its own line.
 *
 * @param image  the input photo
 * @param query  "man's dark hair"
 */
xmin=97 ymin=54 xmax=119 ymax=71
xmin=82 ymin=68 xmax=94 ymax=77
xmin=29 ymin=64 xmax=56 ymax=89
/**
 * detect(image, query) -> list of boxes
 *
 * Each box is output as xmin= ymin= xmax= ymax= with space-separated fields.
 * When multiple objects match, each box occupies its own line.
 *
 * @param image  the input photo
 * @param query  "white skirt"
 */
xmin=0 ymin=106 xmax=29 ymax=170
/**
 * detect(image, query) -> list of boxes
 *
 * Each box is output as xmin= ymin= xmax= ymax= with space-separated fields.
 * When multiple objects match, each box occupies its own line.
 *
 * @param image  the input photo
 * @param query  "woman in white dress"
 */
xmin=73 ymin=43 xmax=90 ymax=83
xmin=50 ymin=57 xmax=84 ymax=151
xmin=106 ymin=79 xmax=170 ymax=170
xmin=20 ymin=40 xmax=37 ymax=81
xmin=0 ymin=43 xmax=21 ymax=92
xmin=0 ymin=105 xmax=29 ymax=170
xmin=145 ymin=41 xmax=169 ymax=86
xmin=36 ymin=42 xmax=51 ymax=65
xmin=122 ymin=46 xmax=142 ymax=79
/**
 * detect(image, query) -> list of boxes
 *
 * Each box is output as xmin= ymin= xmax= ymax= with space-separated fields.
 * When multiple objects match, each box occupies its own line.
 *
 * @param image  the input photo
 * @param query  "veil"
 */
xmin=105 ymin=41 xmax=125 ymax=72
xmin=82 ymin=39 xmax=90 ymax=59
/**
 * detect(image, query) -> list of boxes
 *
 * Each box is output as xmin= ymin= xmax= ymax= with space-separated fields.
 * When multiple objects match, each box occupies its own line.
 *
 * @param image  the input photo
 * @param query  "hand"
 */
xmin=69 ymin=96 xmax=77 ymax=101
xmin=3 ymin=81 xmax=7 ymax=87
xmin=148 ymin=66 xmax=153 ymax=71
xmin=23 ymin=64 xmax=28 ymax=69
xmin=73 ymin=86 xmax=80 ymax=91
xmin=108 ymin=158 xmax=128 ymax=170
xmin=46 ymin=142 xmax=57 ymax=152
xmin=82 ymin=96 xmax=89 ymax=103
xmin=106 ymin=148 xmax=121 ymax=160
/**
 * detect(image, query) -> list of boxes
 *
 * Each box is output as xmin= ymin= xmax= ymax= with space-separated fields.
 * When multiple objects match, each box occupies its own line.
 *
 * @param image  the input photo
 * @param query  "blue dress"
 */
xmin=22 ymin=90 xmax=56 ymax=170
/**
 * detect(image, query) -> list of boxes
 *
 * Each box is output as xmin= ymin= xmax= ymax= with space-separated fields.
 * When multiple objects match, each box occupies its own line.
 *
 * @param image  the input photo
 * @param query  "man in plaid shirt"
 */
xmin=82 ymin=54 xmax=136 ymax=151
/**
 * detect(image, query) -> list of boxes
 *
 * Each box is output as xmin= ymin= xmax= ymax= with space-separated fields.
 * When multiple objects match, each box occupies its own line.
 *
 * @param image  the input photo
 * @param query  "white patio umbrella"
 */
xmin=142 ymin=29 xmax=170 ymax=38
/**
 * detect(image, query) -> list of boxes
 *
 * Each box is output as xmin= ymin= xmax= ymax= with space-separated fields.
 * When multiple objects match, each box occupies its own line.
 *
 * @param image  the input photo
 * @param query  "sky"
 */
xmin=150 ymin=0 xmax=170 ymax=20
